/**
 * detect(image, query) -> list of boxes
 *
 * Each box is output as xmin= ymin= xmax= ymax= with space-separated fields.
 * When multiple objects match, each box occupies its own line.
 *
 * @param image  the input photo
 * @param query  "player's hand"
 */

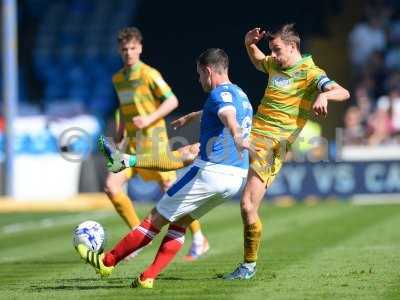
xmin=245 ymin=28 xmax=266 ymax=47
xmin=234 ymin=135 xmax=262 ymax=159
xmin=132 ymin=115 xmax=153 ymax=129
xmin=313 ymin=94 xmax=328 ymax=117
xmin=177 ymin=143 xmax=200 ymax=163
xmin=234 ymin=135 xmax=250 ymax=159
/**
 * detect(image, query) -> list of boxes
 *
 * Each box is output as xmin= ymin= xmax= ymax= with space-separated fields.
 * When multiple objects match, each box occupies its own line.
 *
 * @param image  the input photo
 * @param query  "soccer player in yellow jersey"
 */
xmin=225 ymin=24 xmax=350 ymax=279
xmin=106 ymin=27 xmax=209 ymax=260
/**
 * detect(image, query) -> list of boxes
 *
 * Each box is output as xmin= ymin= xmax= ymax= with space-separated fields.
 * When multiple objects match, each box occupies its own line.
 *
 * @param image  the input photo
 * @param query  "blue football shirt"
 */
xmin=199 ymin=83 xmax=253 ymax=170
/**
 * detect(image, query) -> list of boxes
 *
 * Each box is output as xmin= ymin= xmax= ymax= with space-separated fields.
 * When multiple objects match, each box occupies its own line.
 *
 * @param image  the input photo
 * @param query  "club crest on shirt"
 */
xmin=293 ymin=70 xmax=306 ymax=79
xmin=271 ymin=75 xmax=291 ymax=88
xmin=220 ymin=91 xmax=233 ymax=103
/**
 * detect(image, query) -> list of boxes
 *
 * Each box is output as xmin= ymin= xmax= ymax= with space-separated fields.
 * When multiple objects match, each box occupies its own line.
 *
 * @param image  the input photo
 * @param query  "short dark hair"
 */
xmin=266 ymin=23 xmax=300 ymax=50
xmin=117 ymin=27 xmax=143 ymax=44
xmin=197 ymin=48 xmax=229 ymax=74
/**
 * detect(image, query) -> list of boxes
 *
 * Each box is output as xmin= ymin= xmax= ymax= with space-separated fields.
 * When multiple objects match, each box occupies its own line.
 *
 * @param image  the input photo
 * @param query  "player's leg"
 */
xmin=134 ymin=143 xmax=200 ymax=170
xmin=133 ymin=214 xmax=193 ymax=289
xmin=133 ymin=167 xmax=215 ymax=287
xmin=158 ymin=168 xmax=209 ymax=262
xmin=223 ymin=169 xmax=266 ymax=280
xmin=225 ymin=138 xmax=284 ymax=280
xmin=156 ymin=166 xmax=209 ymax=261
xmin=104 ymin=169 xmax=140 ymax=228
xmin=134 ymin=169 xmax=244 ymax=288
xmin=184 ymin=219 xmax=209 ymax=261
xmin=241 ymin=169 xmax=267 ymax=261
xmin=76 ymin=207 xmax=170 ymax=278
xmin=183 ymin=173 xmax=244 ymax=263
xmin=102 ymin=135 xmax=209 ymax=260
xmin=102 ymin=208 xmax=169 ymax=267
xmin=131 ymin=166 xmax=205 ymax=289
xmin=98 ymin=135 xmax=199 ymax=172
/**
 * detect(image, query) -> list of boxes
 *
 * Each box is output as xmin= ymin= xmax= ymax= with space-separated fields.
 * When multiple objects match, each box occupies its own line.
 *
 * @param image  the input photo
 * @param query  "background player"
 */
xmin=106 ymin=27 xmax=208 ymax=260
xmin=76 ymin=48 xmax=253 ymax=289
xmin=224 ymin=24 xmax=350 ymax=280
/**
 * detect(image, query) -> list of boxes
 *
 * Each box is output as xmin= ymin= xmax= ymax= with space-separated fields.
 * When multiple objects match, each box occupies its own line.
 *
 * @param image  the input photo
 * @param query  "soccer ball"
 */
xmin=73 ymin=220 xmax=106 ymax=252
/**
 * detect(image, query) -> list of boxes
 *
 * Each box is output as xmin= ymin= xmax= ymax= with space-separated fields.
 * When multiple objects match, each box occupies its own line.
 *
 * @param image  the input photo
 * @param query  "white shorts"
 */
xmin=156 ymin=165 xmax=246 ymax=222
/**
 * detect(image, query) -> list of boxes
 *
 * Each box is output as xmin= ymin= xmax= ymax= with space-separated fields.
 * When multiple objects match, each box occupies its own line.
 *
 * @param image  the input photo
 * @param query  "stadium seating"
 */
xmin=29 ymin=0 xmax=139 ymax=118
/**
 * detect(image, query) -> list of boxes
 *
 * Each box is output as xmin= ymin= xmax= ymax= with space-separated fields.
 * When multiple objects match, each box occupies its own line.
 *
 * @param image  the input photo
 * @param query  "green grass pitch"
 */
xmin=0 ymin=201 xmax=400 ymax=300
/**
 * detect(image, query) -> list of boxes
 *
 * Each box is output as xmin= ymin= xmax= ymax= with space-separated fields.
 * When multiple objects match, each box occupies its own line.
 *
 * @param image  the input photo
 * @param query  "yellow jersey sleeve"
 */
xmin=308 ymin=67 xmax=334 ymax=92
xmin=260 ymin=56 xmax=274 ymax=74
xmin=147 ymin=69 xmax=175 ymax=102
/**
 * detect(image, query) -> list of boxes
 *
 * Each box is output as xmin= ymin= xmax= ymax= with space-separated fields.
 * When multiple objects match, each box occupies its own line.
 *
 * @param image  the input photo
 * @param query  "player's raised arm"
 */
xmin=245 ymin=28 xmax=267 ymax=72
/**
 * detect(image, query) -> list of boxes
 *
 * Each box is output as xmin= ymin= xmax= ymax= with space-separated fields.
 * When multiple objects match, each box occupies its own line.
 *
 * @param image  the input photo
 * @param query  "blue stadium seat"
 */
xmin=30 ymin=0 xmax=139 ymax=117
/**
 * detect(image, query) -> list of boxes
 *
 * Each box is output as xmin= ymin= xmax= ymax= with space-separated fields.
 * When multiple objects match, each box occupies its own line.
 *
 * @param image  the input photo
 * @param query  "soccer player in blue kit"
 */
xmin=76 ymin=48 xmax=253 ymax=288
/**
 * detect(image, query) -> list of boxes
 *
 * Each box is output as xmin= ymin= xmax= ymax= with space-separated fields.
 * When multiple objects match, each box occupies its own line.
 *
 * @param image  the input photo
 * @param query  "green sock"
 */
xmin=128 ymin=155 xmax=137 ymax=167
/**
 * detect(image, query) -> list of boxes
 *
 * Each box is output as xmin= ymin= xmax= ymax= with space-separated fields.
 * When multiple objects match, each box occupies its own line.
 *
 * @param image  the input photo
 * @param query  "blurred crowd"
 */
xmin=345 ymin=0 xmax=400 ymax=146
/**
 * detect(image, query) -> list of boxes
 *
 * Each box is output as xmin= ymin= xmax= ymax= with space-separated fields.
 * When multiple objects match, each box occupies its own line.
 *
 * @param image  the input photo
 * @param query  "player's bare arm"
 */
xmin=171 ymin=110 xmax=203 ymax=130
xmin=132 ymin=95 xmax=179 ymax=129
xmin=245 ymin=28 xmax=267 ymax=71
xmin=218 ymin=109 xmax=247 ymax=156
xmin=313 ymin=82 xmax=350 ymax=116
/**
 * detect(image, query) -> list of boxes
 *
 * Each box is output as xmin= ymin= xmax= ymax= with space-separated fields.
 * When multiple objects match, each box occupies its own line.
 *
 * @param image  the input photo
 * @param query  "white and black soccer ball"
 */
xmin=73 ymin=220 xmax=106 ymax=253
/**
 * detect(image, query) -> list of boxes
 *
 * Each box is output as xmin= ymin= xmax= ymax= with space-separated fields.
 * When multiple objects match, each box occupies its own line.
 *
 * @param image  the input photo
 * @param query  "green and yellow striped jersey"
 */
xmin=112 ymin=61 xmax=174 ymax=153
xmin=252 ymin=54 xmax=331 ymax=143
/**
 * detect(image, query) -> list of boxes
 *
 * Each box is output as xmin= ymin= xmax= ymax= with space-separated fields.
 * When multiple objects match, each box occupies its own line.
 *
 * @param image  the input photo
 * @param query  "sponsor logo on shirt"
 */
xmin=271 ymin=75 xmax=291 ymax=88
xmin=129 ymin=79 xmax=142 ymax=89
xmin=220 ymin=91 xmax=233 ymax=103
xmin=118 ymin=91 xmax=134 ymax=104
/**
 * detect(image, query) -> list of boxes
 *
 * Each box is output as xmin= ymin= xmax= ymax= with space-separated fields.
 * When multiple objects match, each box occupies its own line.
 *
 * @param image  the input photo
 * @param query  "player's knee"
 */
xmin=104 ymin=176 xmax=123 ymax=196
xmin=146 ymin=208 xmax=169 ymax=230
xmin=240 ymin=200 xmax=254 ymax=217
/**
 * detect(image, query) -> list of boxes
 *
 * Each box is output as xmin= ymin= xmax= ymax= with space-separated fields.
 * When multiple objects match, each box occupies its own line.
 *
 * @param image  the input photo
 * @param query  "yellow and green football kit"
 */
xmin=242 ymin=54 xmax=334 ymax=265
xmin=250 ymin=54 xmax=333 ymax=185
xmin=111 ymin=61 xmax=204 ymax=244
xmin=112 ymin=61 xmax=176 ymax=184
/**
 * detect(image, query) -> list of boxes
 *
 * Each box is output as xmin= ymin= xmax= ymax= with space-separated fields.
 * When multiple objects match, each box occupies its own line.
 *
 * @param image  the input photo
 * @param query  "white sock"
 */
xmin=243 ymin=262 xmax=256 ymax=271
xmin=192 ymin=230 xmax=204 ymax=246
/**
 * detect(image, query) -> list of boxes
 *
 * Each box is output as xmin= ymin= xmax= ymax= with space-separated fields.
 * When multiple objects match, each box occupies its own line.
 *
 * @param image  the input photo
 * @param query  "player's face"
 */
xmin=269 ymin=37 xmax=296 ymax=69
xmin=119 ymin=39 xmax=142 ymax=67
xmin=197 ymin=63 xmax=212 ymax=92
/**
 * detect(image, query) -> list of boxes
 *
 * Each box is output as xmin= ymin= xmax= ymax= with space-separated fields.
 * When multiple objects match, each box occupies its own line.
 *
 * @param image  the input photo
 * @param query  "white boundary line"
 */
xmin=0 ymin=211 xmax=113 ymax=235
xmin=351 ymin=194 xmax=400 ymax=205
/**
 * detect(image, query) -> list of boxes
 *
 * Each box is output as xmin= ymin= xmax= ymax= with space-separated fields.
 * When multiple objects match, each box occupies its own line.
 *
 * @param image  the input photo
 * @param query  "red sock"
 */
xmin=141 ymin=224 xmax=186 ymax=280
xmin=103 ymin=219 xmax=159 ymax=267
